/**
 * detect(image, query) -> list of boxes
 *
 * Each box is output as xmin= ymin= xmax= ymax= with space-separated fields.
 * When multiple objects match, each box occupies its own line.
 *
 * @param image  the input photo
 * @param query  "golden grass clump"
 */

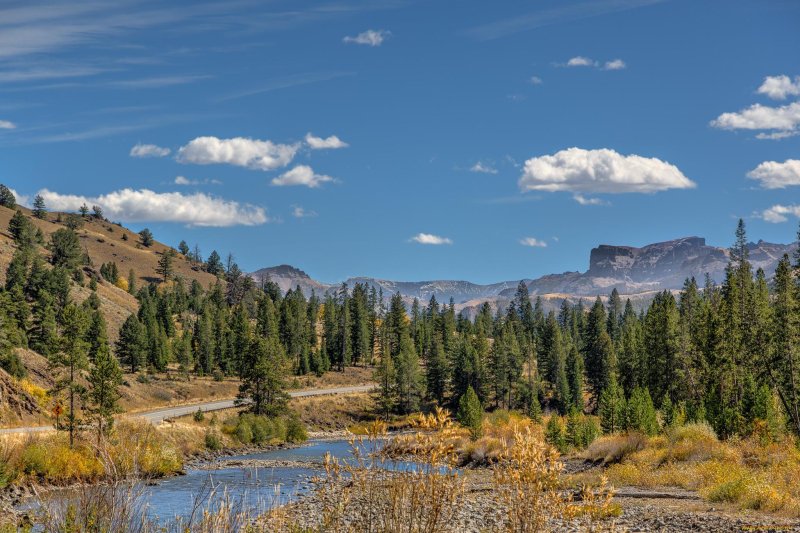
xmin=581 ymin=432 xmax=648 ymax=465
xmin=598 ymin=421 xmax=800 ymax=517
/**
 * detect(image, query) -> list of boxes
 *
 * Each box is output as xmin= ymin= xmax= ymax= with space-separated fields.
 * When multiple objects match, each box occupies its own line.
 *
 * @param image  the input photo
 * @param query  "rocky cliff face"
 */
xmin=250 ymin=237 xmax=797 ymax=312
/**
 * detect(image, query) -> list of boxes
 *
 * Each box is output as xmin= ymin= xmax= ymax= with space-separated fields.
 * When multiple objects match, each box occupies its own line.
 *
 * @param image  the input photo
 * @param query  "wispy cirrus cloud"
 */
xmin=520 ymin=237 xmax=547 ymax=248
xmin=0 ymin=120 xmax=15 ymax=129
xmin=174 ymin=176 xmax=222 ymax=186
xmin=561 ymin=56 xmax=626 ymax=70
xmin=292 ymin=205 xmax=317 ymax=218
xmin=108 ymin=74 xmax=211 ymax=89
xmin=343 ymin=29 xmax=390 ymax=46
xmin=37 ymin=187 xmax=268 ymax=227
xmin=219 ymin=71 xmax=354 ymax=101
xmin=465 ymin=0 xmax=664 ymax=41
xmin=410 ymin=233 xmax=452 ymax=245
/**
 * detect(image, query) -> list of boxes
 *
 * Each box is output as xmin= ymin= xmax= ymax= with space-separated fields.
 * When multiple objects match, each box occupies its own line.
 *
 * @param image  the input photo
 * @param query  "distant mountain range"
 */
xmin=250 ymin=237 xmax=797 ymax=314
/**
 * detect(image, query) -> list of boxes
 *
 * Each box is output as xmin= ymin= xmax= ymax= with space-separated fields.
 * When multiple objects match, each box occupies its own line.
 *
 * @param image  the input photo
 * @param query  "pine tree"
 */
xmin=52 ymin=304 xmax=89 ymax=447
xmin=86 ymin=344 xmax=123 ymax=443
xmin=456 ymin=386 xmax=483 ymax=440
xmin=138 ymin=228 xmax=154 ymax=247
xmin=116 ymin=314 xmax=146 ymax=372
xmin=178 ymin=240 xmax=190 ymax=256
xmin=32 ymin=194 xmax=47 ymax=219
xmin=206 ymin=251 xmax=224 ymax=276
xmin=156 ymin=249 xmax=175 ymax=282
xmin=625 ymin=387 xmax=659 ymax=435
xmin=0 ymin=185 xmax=16 ymax=208
xmin=49 ymin=229 xmax=83 ymax=270
xmin=238 ymin=337 xmax=288 ymax=416
xmin=598 ymin=377 xmax=626 ymax=434
xmin=767 ymin=255 xmax=800 ymax=436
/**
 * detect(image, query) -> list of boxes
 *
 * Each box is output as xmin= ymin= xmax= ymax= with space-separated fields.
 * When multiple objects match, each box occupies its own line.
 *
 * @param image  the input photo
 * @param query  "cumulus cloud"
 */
xmin=305 ymin=133 xmax=348 ymax=150
xmin=343 ymin=29 xmax=390 ymax=47
xmin=757 ymin=75 xmax=800 ymax=100
xmin=529 ymin=76 xmax=543 ymax=85
xmin=9 ymin=188 xmax=29 ymax=206
xmin=518 ymin=147 xmax=695 ymax=194
xmin=38 ymin=188 xmax=268 ymax=227
xmin=603 ymin=59 xmax=626 ymax=70
xmin=710 ymin=101 xmax=800 ymax=138
xmin=470 ymin=162 xmax=498 ymax=174
xmin=292 ymin=205 xmax=317 ymax=218
xmin=0 ymin=120 xmax=16 ymax=129
xmin=759 ymin=204 xmax=800 ymax=224
xmin=411 ymin=233 xmax=452 ymax=245
xmin=520 ymin=237 xmax=547 ymax=248
xmin=271 ymin=165 xmax=334 ymax=188
xmin=566 ymin=56 xmax=596 ymax=67
xmin=130 ymin=143 xmax=170 ymax=158
xmin=177 ymin=136 xmax=299 ymax=171
xmin=747 ymin=159 xmax=800 ymax=189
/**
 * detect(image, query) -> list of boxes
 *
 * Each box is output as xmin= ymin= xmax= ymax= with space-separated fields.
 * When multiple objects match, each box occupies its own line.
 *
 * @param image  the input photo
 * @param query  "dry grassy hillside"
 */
xmin=0 ymin=205 xmax=220 ymax=341
xmin=0 ymin=205 xmax=239 ymax=426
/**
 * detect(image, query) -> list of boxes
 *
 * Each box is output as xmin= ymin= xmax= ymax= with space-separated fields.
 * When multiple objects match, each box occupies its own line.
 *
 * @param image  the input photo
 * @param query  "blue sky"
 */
xmin=1 ymin=0 xmax=799 ymax=284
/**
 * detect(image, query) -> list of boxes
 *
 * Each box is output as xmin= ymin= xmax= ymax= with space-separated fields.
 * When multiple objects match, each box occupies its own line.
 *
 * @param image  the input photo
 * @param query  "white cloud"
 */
xmin=529 ymin=76 xmax=543 ymax=85
xmin=271 ymin=165 xmax=334 ymax=188
xmin=603 ymin=59 xmax=626 ymax=70
xmin=130 ymin=142 xmax=170 ymax=158
xmin=519 ymin=147 xmax=695 ymax=194
xmin=470 ymin=162 xmax=498 ymax=174
xmin=566 ymin=56 xmax=596 ymax=67
xmin=8 ymin=188 xmax=29 ymax=206
xmin=174 ymin=176 xmax=222 ymax=186
xmin=305 ymin=132 xmax=348 ymax=150
xmin=759 ymin=204 xmax=800 ymax=224
xmin=343 ymin=29 xmax=390 ymax=47
xmin=292 ymin=205 xmax=317 ymax=218
xmin=747 ymin=159 xmax=800 ymax=189
xmin=755 ymin=131 xmax=798 ymax=140
xmin=710 ymin=101 xmax=800 ymax=138
xmin=38 ymin=188 xmax=268 ymax=227
xmin=411 ymin=233 xmax=452 ymax=245
xmin=520 ymin=237 xmax=547 ymax=248
xmin=573 ymin=193 xmax=607 ymax=205
xmin=757 ymin=75 xmax=800 ymax=100
xmin=177 ymin=136 xmax=299 ymax=171
xmin=0 ymin=120 xmax=16 ymax=129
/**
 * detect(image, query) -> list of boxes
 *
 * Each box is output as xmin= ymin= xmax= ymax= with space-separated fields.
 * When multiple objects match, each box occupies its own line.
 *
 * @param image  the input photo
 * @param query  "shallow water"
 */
xmin=142 ymin=439 xmax=355 ymax=523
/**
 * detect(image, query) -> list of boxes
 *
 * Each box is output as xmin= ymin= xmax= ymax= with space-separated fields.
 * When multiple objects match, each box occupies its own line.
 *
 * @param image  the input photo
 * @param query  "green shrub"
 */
xmin=235 ymin=420 xmax=253 ymax=444
xmin=193 ymin=408 xmax=205 ymax=422
xmin=545 ymin=416 xmax=567 ymax=453
xmin=625 ymin=387 xmax=659 ymax=436
xmin=204 ymin=431 xmax=222 ymax=451
xmin=286 ymin=415 xmax=308 ymax=443
xmin=456 ymin=386 xmax=483 ymax=440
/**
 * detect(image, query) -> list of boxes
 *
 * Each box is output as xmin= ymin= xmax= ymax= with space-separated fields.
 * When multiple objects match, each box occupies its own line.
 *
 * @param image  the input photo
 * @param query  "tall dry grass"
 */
xmin=583 ymin=422 xmax=800 ymax=516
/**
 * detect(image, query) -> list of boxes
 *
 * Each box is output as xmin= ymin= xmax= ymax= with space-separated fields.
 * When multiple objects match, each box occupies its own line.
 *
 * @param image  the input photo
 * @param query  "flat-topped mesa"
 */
xmin=587 ymin=237 xmax=716 ymax=281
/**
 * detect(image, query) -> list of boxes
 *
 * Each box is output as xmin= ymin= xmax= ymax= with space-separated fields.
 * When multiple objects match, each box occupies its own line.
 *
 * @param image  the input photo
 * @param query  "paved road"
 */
xmin=0 ymin=384 xmax=374 ymax=435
